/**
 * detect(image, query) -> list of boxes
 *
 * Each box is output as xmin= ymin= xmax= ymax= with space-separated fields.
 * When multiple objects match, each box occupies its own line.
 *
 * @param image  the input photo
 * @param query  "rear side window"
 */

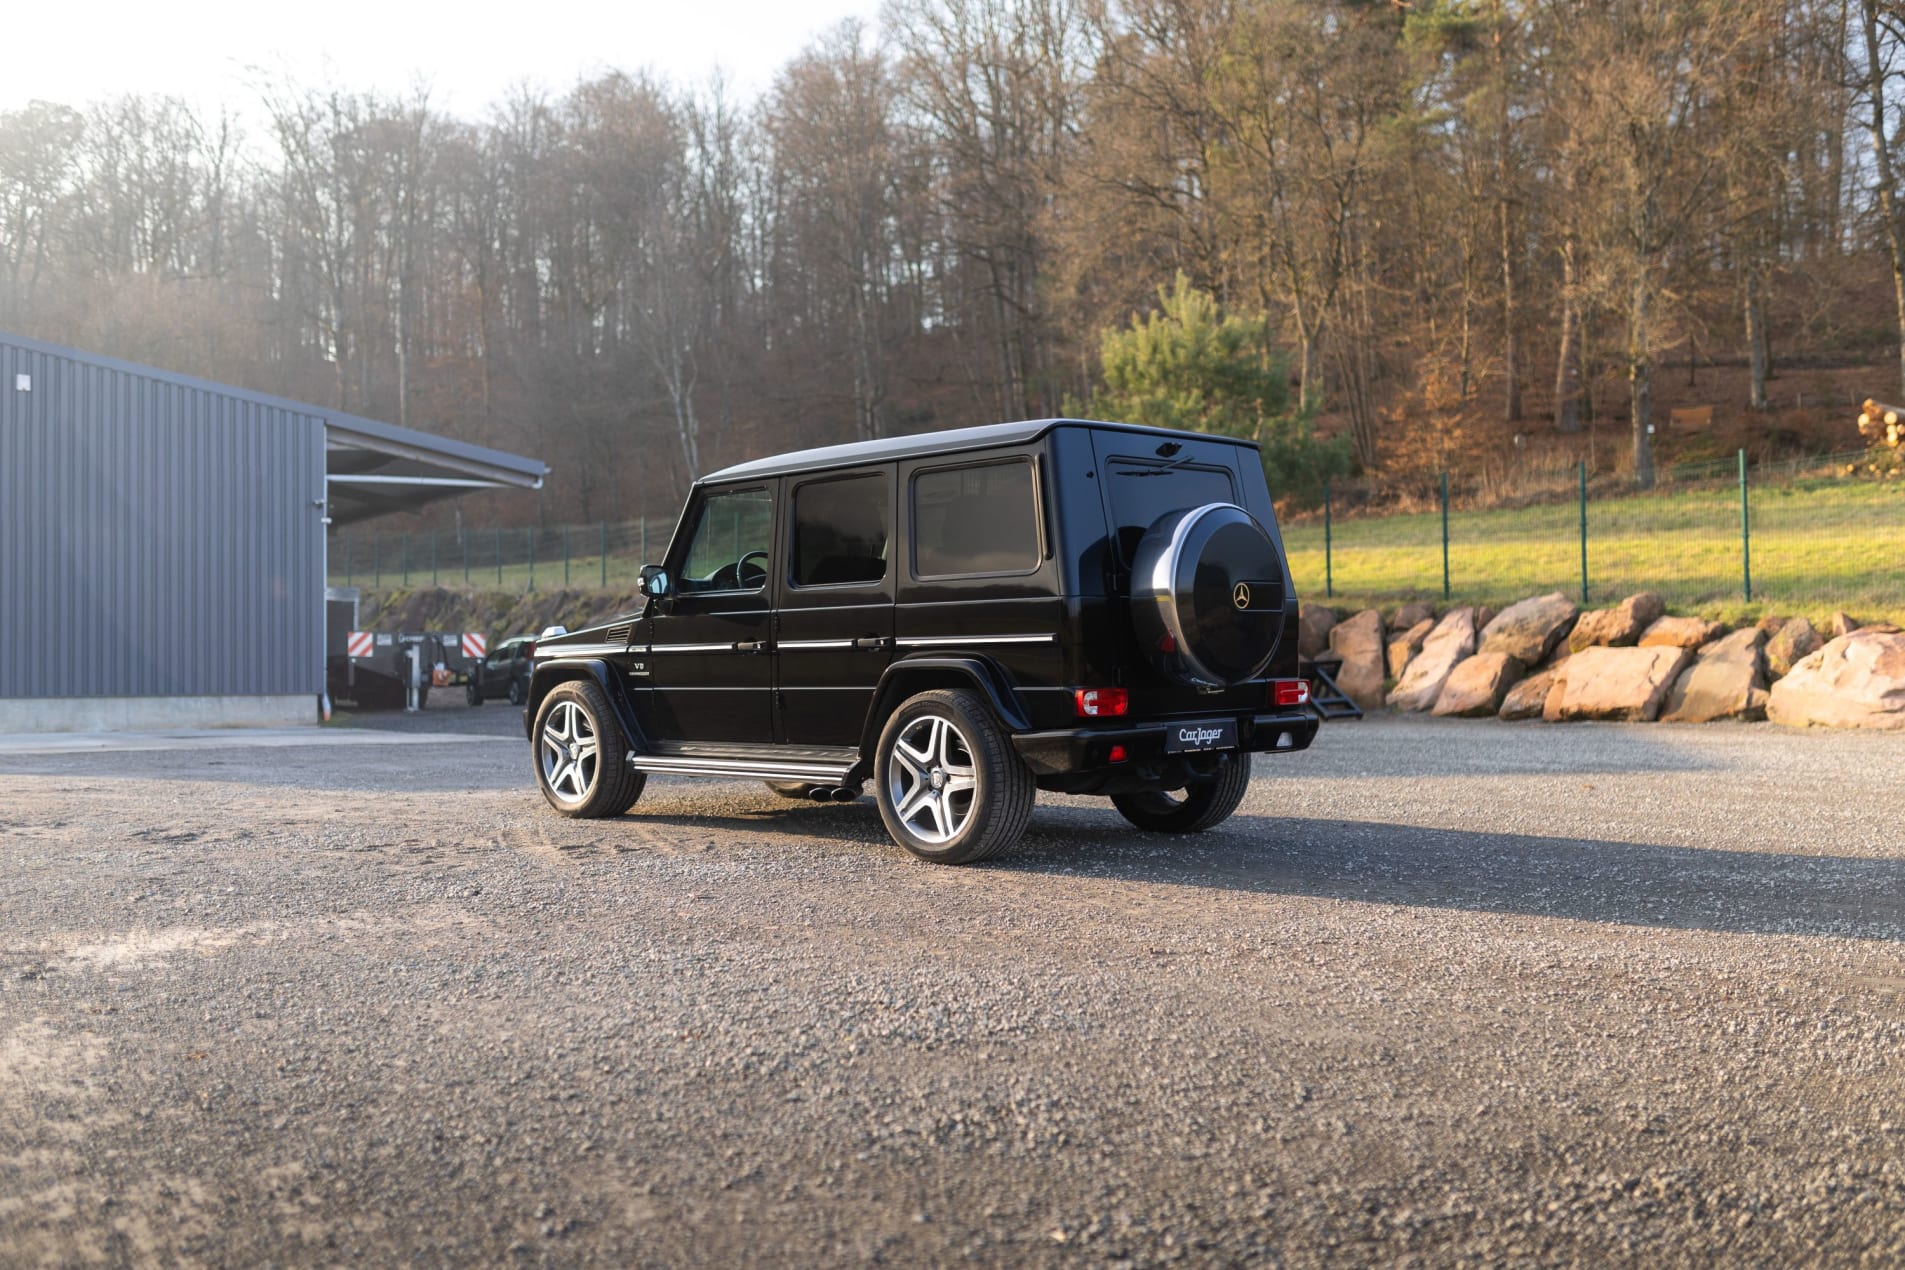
xmin=1105 ymin=458 xmax=1237 ymax=564
xmin=912 ymin=459 xmax=1039 ymax=577
xmin=792 ymin=473 xmax=889 ymax=587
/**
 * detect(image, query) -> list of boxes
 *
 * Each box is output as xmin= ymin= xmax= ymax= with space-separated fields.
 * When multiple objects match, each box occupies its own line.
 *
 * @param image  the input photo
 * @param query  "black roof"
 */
xmin=700 ymin=418 xmax=1255 ymax=484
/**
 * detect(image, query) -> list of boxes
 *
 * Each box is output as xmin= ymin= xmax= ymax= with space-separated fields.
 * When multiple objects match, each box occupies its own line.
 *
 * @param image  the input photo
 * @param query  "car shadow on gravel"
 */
xmin=996 ymin=810 xmax=1905 ymax=942
xmin=629 ymin=799 xmax=1905 ymax=941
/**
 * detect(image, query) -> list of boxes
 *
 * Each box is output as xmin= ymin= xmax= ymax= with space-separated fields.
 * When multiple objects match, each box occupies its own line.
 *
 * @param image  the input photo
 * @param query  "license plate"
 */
xmin=1164 ymin=719 xmax=1237 ymax=753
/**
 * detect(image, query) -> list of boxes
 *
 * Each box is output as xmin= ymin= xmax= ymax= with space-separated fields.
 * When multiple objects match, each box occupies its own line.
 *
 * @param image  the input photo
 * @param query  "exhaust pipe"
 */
xmin=807 ymin=784 xmax=863 ymax=802
xmin=808 ymin=786 xmax=833 ymax=802
xmin=831 ymin=785 xmax=861 ymax=803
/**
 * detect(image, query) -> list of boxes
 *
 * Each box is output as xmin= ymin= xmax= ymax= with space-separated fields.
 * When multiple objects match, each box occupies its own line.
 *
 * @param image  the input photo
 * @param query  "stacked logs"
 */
xmin=1858 ymin=398 xmax=1904 ymax=448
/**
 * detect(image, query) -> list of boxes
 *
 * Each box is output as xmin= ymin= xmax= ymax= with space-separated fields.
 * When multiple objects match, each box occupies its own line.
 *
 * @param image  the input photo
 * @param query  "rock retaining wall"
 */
xmin=1304 ymin=595 xmax=1905 ymax=730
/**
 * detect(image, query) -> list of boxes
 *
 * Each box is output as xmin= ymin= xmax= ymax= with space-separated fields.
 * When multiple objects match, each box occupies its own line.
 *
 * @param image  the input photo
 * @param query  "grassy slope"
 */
xmin=1282 ymin=475 xmax=1905 ymax=625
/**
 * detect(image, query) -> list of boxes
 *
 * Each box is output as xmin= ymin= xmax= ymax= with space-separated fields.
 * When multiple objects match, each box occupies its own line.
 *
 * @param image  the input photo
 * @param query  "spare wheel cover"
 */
xmin=1132 ymin=503 xmax=1286 ymax=687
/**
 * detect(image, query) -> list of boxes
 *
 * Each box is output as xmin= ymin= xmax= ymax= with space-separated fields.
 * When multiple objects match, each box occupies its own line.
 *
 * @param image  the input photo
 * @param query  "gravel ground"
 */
xmin=4 ymin=705 xmax=1905 ymax=1266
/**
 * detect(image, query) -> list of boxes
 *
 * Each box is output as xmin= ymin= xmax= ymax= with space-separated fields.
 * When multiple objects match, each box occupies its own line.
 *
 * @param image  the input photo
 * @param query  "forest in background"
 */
xmin=4 ymin=0 xmax=1905 ymax=527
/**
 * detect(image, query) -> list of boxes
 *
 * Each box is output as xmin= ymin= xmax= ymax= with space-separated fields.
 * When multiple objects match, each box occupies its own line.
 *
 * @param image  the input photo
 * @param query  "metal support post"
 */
xmin=1578 ymin=460 xmax=1589 ymax=605
xmin=1439 ymin=472 xmax=1451 ymax=601
xmin=1323 ymin=480 xmax=1334 ymax=599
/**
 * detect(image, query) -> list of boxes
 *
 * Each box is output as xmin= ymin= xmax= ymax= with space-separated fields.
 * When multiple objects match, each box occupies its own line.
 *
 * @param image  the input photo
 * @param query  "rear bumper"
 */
xmin=1010 ymin=711 xmax=1319 ymax=777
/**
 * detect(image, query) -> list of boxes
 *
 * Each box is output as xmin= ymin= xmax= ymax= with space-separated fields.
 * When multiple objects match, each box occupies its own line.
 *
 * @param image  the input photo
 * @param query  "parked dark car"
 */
xmin=523 ymin=419 xmax=1315 ymax=863
xmin=467 ymin=636 xmax=536 ymax=706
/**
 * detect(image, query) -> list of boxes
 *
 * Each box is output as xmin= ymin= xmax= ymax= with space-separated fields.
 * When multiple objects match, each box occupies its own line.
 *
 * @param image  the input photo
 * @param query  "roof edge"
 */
xmin=699 ymin=418 xmax=1258 ymax=485
xmin=0 ymin=327 xmax=547 ymax=481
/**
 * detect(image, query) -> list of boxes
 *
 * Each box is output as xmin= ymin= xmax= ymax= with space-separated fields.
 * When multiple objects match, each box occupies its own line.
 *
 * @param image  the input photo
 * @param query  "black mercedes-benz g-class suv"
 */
xmin=524 ymin=418 xmax=1316 ymax=863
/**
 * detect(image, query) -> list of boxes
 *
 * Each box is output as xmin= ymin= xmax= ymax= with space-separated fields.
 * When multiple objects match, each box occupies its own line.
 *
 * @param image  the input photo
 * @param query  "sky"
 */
xmin=1 ymin=0 xmax=885 ymax=120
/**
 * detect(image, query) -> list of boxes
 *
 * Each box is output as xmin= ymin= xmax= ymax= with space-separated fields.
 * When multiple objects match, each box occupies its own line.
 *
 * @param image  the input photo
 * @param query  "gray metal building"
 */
xmin=0 ymin=330 xmax=545 ymax=730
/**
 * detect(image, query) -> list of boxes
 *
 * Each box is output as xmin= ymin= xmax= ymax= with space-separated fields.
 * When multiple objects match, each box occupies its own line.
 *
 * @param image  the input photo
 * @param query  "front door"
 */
xmin=646 ymin=483 xmax=776 ymax=745
xmin=774 ymin=466 xmax=895 ymax=747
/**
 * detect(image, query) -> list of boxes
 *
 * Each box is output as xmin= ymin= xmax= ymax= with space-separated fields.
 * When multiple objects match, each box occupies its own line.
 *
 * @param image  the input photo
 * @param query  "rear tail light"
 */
xmin=1272 ymin=679 xmax=1310 ymax=708
xmin=1074 ymin=687 xmax=1130 ymax=717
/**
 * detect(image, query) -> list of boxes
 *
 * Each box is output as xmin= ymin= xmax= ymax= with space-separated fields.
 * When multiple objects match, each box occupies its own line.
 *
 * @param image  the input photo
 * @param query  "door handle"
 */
xmin=853 ymin=636 xmax=890 ymax=651
xmin=734 ymin=640 xmax=767 ymax=654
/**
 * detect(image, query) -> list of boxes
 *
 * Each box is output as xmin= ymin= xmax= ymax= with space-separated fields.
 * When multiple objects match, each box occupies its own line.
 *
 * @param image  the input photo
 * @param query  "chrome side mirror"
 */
xmin=640 ymin=564 xmax=671 ymax=599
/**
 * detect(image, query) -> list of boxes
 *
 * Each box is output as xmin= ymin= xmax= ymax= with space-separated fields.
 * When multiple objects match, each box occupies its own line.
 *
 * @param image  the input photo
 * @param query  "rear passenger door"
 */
xmin=774 ymin=465 xmax=895 ymax=747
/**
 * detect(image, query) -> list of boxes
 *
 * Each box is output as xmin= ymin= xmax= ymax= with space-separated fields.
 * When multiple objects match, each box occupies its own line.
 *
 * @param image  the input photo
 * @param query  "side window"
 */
xmin=912 ymin=458 xmax=1040 ymax=578
xmin=678 ymin=487 xmax=774 ymax=593
xmin=792 ymin=473 xmax=889 ymax=587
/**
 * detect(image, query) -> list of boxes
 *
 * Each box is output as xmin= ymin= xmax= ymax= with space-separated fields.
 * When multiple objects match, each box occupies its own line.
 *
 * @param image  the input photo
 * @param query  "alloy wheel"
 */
xmin=538 ymin=699 xmax=599 ymax=804
xmin=885 ymin=713 xmax=977 ymax=845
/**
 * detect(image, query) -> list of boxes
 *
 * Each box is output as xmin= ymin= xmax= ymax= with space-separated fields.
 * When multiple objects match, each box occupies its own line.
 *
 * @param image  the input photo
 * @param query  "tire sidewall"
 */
xmin=875 ymin=692 xmax=998 ymax=862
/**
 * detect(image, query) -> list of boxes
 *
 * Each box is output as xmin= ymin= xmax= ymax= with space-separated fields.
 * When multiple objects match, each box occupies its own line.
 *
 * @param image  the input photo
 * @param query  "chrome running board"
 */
xmin=628 ymin=753 xmax=857 ymax=784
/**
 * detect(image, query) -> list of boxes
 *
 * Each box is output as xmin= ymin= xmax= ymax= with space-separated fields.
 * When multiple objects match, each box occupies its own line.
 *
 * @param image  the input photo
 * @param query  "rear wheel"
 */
xmin=532 ymin=680 xmax=645 ymax=818
xmin=874 ymin=689 xmax=1034 ymax=864
xmin=1111 ymin=753 xmax=1252 ymax=834
xmin=466 ymin=680 xmax=484 ymax=707
xmin=508 ymin=676 xmax=527 ymax=707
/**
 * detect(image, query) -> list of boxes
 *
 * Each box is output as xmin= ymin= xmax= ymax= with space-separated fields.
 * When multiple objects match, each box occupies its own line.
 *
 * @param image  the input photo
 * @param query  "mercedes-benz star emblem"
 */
xmin=1232 ymin=582 xmax=1251 ymax=610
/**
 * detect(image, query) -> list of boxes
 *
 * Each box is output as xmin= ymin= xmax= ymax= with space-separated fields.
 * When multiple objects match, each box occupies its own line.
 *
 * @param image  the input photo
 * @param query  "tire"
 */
xmin=531 ymin=679 xmax=645 ymax=818
xmin=1111 ymin=752 xmax=1252 ymax=834
xmin=466 ymin=680 xmax=484 ymax=707
xmin=874 ymin=689 xmax=1034 ymax=864
xmin=508 ymin=676 xmax=527 ymax=707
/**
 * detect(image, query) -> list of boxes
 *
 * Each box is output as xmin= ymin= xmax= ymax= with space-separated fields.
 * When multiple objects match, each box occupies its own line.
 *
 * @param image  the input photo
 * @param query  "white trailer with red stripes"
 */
xmin=324 ymin=587 xmax=491 ymax=712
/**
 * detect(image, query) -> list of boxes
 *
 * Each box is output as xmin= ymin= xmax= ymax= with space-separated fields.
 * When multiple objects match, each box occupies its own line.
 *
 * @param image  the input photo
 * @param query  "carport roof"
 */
xmin=0 ymin=329 xmax=545 ymax=527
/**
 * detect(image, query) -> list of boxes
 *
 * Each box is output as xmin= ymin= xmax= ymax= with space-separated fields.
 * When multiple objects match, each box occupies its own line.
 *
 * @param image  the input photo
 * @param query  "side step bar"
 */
xmin=628 ymin=753 xmax=858 ymax=784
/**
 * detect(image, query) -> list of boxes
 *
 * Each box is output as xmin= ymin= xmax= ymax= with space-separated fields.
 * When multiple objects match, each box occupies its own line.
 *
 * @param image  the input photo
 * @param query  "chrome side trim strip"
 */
xmin=778 ymin=639 xmax=855 ymax=650
xmin=649 ymin=642 xmax=740 ymax=653
xmin=894 ymin=634 xmax=1056 ymax=648
xmin=535 ymin=644 xmax=628 ymax=658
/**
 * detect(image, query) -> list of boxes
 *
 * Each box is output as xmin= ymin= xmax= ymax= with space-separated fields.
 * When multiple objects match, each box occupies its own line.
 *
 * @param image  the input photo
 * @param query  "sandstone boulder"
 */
xmin=1475 ymin=605 xmax=1498 ymax=634
xmin=1566 ymin=592 xmax=1666 ymax=654
xmin=1767 ymin=631 xmax=1905 ymax=730
xmin=1764 ymin=617 xmax=1821 ymax=680
xmin=1828 ymin=611 xmax=1861 ymax=639
xmin=1542 ymin=670 xmax=1569 ymax=722
xmin=1387 ymin=618 xmax=1434 ymax=679
xmin=1393 ymin=601 xmax=1435 ymax=631
xmin=1639 ymin=615 xmax=1725 ymax=649
xmin=1432 ymin=652 xmax=1524 ymax=717
xmin=1554 ymin=645 xmax=1693 ymax=722
xmin=1660 ymin=627 xmax=1767 ymax=723
xmin=1478 ymin=592 xmax=1579 ymax=666
xmin=1327 ymin=609 xmax=1387 ymax=710
xmin=1500 ymin=663 xmax=1563 ymax=721
xmin=1388 ymin=608 xmax=1477 ymax=712
xmin=1298 ymin=605 xmax=1339 ymax=660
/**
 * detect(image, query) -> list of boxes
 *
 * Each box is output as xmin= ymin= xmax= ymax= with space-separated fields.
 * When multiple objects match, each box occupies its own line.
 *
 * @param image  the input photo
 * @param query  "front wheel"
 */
xmin=466 ymin=680 xmax=484 ymax=707
xmin=874 ymin=689 xmax=1034 ymax=864
xmin=508 ymin=676 xmax=527 ymax=707
xmin=1111 ymin=753 xmax=1252 ymax=834
xmin=532 ymin=680 xmax=645 ymax=818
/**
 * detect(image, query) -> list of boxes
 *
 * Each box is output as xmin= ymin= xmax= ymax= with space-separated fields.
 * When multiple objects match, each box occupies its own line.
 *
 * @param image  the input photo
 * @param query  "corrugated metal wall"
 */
xmin=0 ymin=336 xmax=326 ymax=699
